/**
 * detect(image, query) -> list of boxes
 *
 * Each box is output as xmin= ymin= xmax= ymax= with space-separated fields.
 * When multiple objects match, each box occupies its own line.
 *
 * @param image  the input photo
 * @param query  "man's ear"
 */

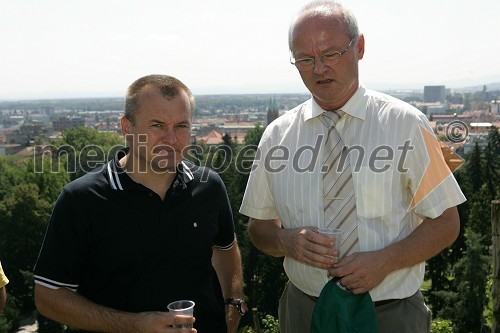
xmin=356 ymin=34 xmax=365 ymax=60
xmin=121 ymin=116 xmax=131 ymax=135
xmin=121 ymin=117 xmax=134 ymax=145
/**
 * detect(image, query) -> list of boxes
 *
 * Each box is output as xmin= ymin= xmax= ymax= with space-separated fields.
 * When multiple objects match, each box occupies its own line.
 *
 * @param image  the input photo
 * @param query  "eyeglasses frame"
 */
xmin=290 ymin=37 xmax=357 ymax=71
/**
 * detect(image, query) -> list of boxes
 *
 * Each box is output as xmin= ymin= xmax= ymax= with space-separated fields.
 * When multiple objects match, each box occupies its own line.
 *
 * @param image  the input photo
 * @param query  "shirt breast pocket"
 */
xmin=354 ymin=166 xmax=393 ymax=219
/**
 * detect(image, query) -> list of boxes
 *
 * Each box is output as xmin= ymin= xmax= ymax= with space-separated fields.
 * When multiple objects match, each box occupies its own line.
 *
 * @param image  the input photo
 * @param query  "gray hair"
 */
xmin=124 ymin=74 xmax=195 ymax=125
xmin=288 ymin=1 xmax=360 ymax=50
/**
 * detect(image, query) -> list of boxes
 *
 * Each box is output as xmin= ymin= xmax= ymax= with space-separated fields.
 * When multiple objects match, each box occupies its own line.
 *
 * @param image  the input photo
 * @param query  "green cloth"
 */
xmin=311 ymin=279 xmax=378 ymax=333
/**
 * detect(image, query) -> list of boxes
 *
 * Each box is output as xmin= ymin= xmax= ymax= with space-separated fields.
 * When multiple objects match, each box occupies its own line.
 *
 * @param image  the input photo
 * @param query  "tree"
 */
xmin=448 ymin=229 xmax=489 ymax=333
xmin=488 ymin=126 xmax=500 ymax=155
xmin=0 ymin=183 xmax=52 ymax=312
xmin=463 ymin=143 xmax=483 ymax=193
xmin=52 ymin=126 xmax=124 ymax=180
xmin=0 ymin=157 xmax=23 ymax=201
xmin=26 ymin=157 xmax=70 ymax=203
xmin=244 ymin=124 xmax=265 ymax=146
xmin=484 ymin=126 xmax=500 ymax=199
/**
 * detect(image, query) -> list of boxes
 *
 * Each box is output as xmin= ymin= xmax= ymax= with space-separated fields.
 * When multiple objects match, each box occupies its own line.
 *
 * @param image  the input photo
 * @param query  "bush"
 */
xmin=0 ymin=294 xmax=21 ymax=333
xmin=431 ymin=319 xmax=454 ymax=333
xmin=239 ymin=313 xmax=280 ymax=333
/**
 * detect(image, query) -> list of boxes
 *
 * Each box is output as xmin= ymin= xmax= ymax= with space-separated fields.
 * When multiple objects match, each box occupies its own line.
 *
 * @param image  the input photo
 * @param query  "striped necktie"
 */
xmin=320 ymin=111 xmax=359 ymax=258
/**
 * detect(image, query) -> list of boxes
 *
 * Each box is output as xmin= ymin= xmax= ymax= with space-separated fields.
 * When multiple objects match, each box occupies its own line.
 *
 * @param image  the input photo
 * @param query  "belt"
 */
xmin=374 ymin=299 xmax=398 ymax=307
xmin=304 ymin=293 xmax=319 ymax=303
xmin=303 ymin=291 xmax=398 ymax=307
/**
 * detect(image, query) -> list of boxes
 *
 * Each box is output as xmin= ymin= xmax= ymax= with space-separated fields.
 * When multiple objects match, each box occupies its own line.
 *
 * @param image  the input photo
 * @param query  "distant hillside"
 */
xmin=454 ymin=82 xmax=500 ymax=92
xmin=0 ymin=93 xmax=311 ymax=113
xmin=367 ymin=81 xmax=500 ymax=93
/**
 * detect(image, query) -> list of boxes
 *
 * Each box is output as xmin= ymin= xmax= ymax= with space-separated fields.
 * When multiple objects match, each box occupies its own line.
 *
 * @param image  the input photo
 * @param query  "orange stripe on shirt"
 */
xmin=409 ymin=126 xmax=453 ymax=211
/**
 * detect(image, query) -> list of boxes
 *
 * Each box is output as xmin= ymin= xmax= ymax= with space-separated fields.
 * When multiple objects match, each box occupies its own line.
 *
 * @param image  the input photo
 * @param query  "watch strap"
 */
xmin=225 ymin=298 xmax=246 ymax=315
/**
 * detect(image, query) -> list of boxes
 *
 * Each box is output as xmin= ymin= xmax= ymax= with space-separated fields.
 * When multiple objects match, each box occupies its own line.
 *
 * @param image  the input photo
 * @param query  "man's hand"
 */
xmin=279 ymin=227 xmax=338 ymax=269
xmin=248 ymin=219 xmax=338 ymax=269
xmin=326 ymin=207 xmax=461 ymax=294
xmin=328 ymin=251 xmax=390 ymax=294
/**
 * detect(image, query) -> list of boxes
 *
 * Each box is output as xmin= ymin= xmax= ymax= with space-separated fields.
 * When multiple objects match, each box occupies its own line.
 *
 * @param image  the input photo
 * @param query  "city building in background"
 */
xmin=424 ymin=85 xmax=446 ymax=103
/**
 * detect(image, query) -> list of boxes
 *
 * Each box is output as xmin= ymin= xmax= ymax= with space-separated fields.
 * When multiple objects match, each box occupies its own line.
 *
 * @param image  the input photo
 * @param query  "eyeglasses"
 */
xmin=290 ymin=37 xmax=356 ymax=71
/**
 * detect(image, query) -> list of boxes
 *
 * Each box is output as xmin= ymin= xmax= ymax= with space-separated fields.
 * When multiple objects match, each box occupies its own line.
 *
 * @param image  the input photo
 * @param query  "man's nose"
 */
xmin=313 ymin=58 xmax=328 ymax=74
xmin=162 ymin=127 xmax=177 ymax=144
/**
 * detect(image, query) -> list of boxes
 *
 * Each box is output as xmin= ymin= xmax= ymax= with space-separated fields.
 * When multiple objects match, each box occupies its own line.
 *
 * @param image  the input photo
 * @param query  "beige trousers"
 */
xmin=278 ymin=281 xmax=432 ymax=333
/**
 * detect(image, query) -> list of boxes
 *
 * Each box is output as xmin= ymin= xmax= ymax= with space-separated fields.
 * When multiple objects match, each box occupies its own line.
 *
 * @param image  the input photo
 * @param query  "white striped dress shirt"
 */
xmin=240 ymin=85 xmax=466 ymax=300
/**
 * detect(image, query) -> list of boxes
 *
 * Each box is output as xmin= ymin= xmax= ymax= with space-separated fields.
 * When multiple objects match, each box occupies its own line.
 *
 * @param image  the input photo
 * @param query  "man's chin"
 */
xmin=151 ymin=160 xmax=179 ymax=174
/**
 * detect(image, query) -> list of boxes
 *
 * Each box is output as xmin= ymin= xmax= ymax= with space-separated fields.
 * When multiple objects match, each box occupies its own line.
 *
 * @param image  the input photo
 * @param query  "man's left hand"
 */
xmin=328 ymin=251 xmax=389 ymax=294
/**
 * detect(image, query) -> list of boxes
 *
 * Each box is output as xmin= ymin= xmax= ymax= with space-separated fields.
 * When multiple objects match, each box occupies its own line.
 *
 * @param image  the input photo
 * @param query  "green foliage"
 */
xmin=427 ymin=126 xmax=499 ymax=331
xmin=51 ymin=126 xmax=124 ymax=180
xmin=485 ymin=272 xmax=493 ymax=328
xmin=430 ymin=319 xmax=454 ymax=333
xmin=0 ymin=183 xmax=52 ymax=312
xmin=464 ymin=143 xmax=484 ymax=192
xmin=434 ymin=228 xmax=490 ymax=332
xmin=453 ymin=229 xmax=490 ymax=333
xmin=0 ymin=293 xmax=21 ymax=333
xmin=0 ymin=154 xmax=70 ymax=329
xmin=261 ymin=314 xmax=280 ymax=332
xmin=244 ymin=125 xmax=265 ymax=146
xmin=25 ymin=157 xmax=70 ymax=203
xmin=200 ymin=125 xmax=287 ymax=328
xmin=239 ymin=313 xmax=280 ymax=333
xmin=0 ymin=157 xmax=24 ymax=201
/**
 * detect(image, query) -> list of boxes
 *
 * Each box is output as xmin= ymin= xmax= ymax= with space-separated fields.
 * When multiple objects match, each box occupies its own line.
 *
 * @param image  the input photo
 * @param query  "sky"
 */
xmin=1 ymin=0 xmax=499 ymax=100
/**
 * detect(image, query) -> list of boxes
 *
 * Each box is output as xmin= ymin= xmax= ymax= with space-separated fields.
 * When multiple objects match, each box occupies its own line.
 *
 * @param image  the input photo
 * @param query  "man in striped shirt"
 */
xmin=240 ymin=1 xmax=465 ymax=332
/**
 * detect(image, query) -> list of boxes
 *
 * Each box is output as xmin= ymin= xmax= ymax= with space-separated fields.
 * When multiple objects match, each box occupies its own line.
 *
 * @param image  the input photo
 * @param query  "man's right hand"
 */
xmin=247 ymin=218 xmax=338 ymax=269
xmin=278 ymin=226 xmax=338 ymax=269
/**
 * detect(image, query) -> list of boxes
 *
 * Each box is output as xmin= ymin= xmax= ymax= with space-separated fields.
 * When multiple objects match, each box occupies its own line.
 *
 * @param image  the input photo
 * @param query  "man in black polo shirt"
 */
xmin=34 ymin=74 xmax=245 ymax=332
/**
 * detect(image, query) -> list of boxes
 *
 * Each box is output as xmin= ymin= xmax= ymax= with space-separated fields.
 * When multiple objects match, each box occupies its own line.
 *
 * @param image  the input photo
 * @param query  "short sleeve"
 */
xmin=239 ymin=132 xmax=279 ymax=220
xmin=33 ymin=188 xmax=87 ymax=291
xmin=404 ymin=115 xmax=466 ymax=219
xmin=212 ymin=171 xmax=236 ymax=250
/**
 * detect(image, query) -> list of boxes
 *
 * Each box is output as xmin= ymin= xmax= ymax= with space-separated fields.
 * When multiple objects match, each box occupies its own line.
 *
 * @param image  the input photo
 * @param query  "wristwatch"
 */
xmin=225 ymin=298 xmax=248 ymax=316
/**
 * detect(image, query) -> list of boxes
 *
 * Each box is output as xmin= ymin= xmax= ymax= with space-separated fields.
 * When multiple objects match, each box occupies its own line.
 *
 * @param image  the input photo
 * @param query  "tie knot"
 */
xmin=321 ymin=110 xmax=344 ymax=128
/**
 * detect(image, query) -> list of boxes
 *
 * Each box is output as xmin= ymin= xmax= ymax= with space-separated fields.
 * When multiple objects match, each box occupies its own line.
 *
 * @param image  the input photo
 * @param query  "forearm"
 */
xmin=248 ymin=218 xmax=336 ymax=270
xmin=248 ymin=218 xmax=286 ymax=257
xmin=212 ymin=240 xmax=244 ymax=299
xmin=35 ymin=285 xmax=139 ymax=332
xmin=212 ymin=240 xmax=244 ymax=333
xmin=382 ymin=206 xmax=460 ymax=273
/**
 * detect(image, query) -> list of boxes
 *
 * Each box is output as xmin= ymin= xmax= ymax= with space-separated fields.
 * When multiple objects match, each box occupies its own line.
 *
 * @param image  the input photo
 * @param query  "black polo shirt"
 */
xmin=34 ymin=149 xmax=235 ymax=332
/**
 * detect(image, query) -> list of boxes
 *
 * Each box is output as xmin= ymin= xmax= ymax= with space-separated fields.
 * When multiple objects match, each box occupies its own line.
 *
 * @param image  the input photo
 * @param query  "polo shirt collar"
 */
xmin=306 ymin=85 xmax=368 ymax=122
xmin=107 ymin=148 xmax=194 ymax=191
xmin=178 ymin=160 xmax=195 ymax=183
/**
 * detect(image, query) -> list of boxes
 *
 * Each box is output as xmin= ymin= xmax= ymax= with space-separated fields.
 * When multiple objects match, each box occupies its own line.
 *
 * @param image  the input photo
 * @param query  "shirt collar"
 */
xmin=178 ymin=160 xmax=195 ymax=183
xmin=107 ymin=148 xmax=194 ymax=191
xmin=305 ymin=85 xmax=368 ymax=122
